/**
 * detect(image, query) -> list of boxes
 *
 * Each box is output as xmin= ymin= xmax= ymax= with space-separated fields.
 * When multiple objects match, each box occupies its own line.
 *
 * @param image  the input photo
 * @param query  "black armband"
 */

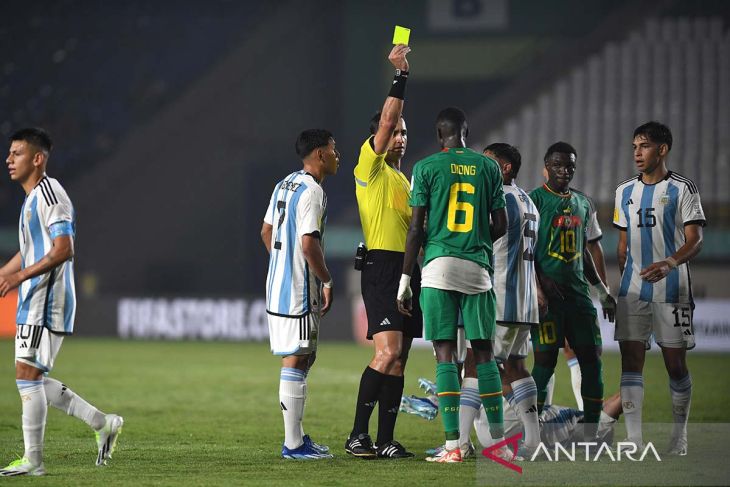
xmin=388 ymin=70 xmax=409 ymax=100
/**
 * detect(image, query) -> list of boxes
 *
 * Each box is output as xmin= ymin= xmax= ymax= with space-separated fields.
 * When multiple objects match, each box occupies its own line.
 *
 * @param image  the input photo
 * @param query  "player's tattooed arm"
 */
xmin=640 ymin=223 xmax=703 ymax=283
xmin=0 ymin=236 xmax=73 ymax=297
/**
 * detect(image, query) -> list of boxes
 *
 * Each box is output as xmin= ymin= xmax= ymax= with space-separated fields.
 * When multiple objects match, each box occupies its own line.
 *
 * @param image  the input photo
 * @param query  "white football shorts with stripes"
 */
xmin=15 ymin=324 xmax=64 ymax=372
xmin=615 ymin=296 xmax=694 ymax=349
xmin=267 ymin=311 xmax=320 ymax=356
xmin=493 ymin=322 xmax=531 ymax=362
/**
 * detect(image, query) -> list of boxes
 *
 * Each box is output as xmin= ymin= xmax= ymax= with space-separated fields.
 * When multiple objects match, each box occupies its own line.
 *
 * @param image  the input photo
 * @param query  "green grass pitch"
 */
xmin=1 ymin=339 xmax=729 ymax=485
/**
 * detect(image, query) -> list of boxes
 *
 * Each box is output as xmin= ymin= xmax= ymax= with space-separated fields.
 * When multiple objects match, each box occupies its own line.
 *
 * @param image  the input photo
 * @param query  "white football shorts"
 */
xmin=15 ymin=324 xmax=64 ymax=372
xmin=615 ymin=296 xmax=695 ymax=349
xmin=267 ymin=311 xmax=320 ymax=356
xmin=493 ymin=323 xmax=531 ymax=362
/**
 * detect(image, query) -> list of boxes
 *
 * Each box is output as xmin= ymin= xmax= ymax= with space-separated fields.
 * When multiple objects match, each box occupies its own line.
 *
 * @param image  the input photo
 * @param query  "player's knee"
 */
xmin=665 ymin=361 xmax=688 ymax=380
xmin=15 ymin=361 xmax=43 ymax=381
xmin=574 ymin=348 xmax=601 ymax=366
xmin=534 ymin=351 xmax=558 ymax=369
xmin=374 ymin=346 xmax=402 ymax=368
xmin=620 ymin=352 xmax=643 ymax=372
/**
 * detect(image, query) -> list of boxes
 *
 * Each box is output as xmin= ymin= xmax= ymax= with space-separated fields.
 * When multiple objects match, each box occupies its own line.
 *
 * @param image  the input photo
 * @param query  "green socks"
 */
xmin=476 ymin=361 xmax=504 ymax=439
xmin=436 ymin=362 xmax=461 ymax=440
xmin=580 ymin=359 xmax=604 ymax=436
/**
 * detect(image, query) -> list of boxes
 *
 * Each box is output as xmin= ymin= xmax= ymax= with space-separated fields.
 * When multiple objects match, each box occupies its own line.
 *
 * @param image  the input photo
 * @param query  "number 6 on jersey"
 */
xmin=447 ymin=182 xmax=475 ymax=232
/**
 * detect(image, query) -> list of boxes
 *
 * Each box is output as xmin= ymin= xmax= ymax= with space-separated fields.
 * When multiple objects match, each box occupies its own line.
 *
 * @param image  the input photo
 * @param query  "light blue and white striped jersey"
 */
xmin=17 ymin=176 xmax=76 ymax=334
xmin=493 ymin=183 xmax=540 ymax=325
xmin=613 ymin=172 xmax=706 ymax=303
xmin=264 ymin=171 xmax=327 ymax=317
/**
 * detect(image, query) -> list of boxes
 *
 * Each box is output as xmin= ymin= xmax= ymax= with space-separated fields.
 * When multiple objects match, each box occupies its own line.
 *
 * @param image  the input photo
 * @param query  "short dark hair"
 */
xmin=633 ymin=121 xmax=672 ymax=150
xmin=544 ymin=141 xmax=577 ymax=162
xmin=485 ymin=142 xmax=522 ymax=177
xmin=10 ymin=127 xmax=53 ymax=152
xmin=436 ymin=107 xmax=468 ymax=139
xmin=368 ymin=111 xmax=405 ymax=135
xmin=295 ymin=129 xmax=333 ymax=158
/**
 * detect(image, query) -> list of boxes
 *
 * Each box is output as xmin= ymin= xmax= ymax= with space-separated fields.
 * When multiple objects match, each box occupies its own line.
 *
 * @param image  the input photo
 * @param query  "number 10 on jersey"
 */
xmin=447 ymin=182 xmax=475 ymax=233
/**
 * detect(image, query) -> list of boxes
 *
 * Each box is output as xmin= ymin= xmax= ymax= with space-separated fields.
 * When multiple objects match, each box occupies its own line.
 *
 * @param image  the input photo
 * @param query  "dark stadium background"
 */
xmin=1 ymin=0 xmax=728 ymax=343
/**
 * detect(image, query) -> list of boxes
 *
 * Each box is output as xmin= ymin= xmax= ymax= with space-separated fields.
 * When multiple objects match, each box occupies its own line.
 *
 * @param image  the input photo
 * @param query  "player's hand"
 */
xmin=396 ymin=274 xmax=412 ymax=317
xmin=321 ymin=285 xmax=333 ymax=316
xmin=591 ymin=281 xmax=616 ymax=322
xmin=600 ymin=293 xmax=617 ymax=323
xmin=0 ymin=273 xmax=21 ymax=297
xmin=640 ymin=260 xmax=672 ymax=283
xmin=388 ymin=44 xmax=411 ymax=72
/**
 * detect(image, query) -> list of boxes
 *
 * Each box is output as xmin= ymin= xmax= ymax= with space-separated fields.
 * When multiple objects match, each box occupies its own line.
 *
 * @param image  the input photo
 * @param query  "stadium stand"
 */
xmin=480 ymin=17 xmax=729 ymax=205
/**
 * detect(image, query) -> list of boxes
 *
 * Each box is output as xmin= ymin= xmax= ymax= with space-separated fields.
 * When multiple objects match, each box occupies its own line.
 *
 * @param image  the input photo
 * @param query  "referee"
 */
xmin=344 ymin=44 xmax=420 ymax=460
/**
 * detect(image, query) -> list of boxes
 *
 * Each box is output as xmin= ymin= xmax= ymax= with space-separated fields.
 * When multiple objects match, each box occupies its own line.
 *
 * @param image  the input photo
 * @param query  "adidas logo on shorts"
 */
xmin=379 ymin=318 xmax=392 ymax=327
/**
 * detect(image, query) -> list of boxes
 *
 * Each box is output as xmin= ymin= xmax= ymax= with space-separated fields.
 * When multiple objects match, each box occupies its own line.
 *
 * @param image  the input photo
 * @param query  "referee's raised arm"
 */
xmin=372 ymin=44 xmax=410 ymax=154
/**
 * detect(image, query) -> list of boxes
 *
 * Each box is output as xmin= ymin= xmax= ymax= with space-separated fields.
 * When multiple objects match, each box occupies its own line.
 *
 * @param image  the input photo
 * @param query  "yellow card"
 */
xmin=392 ymin=25 xmax=411 ymax=45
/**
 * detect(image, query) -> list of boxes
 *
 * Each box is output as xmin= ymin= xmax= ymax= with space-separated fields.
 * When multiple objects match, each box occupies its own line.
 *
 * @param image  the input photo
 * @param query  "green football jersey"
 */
xmin=410 ymin=147 xmax=505 ymax=271
xmin=529 ymin=185 xmax=593 ymax=307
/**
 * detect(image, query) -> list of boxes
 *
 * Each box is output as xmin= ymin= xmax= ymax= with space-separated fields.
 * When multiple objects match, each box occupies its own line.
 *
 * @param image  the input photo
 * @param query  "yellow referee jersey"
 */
xmin=354 ymin=136 xmax=412 ymax=252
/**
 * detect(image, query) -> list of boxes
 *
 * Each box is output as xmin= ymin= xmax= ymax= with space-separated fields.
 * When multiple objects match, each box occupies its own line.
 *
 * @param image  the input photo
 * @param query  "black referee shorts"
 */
xmin=361 ymin=249 xmax=423 ymax=340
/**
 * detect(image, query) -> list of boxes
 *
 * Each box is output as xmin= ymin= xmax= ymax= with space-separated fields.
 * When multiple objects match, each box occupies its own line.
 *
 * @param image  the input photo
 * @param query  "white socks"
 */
xmin=597 ymin=410 xmax=617 ymax=441
xmin=567 ymin=357 xmax=584 ymax=410
xmin=16 ymin=380 xmax=47 ymax=466
xmin=280 ymin=368 xmax=307 ymax=450
xmin=511 ymin=376 xmax=540 ymax=449
xmin=545 ymin=373 xmax=555 ymax=406
xmin=43 ymin=377 xmax=106 ymax=431
xmin=458 ymin=378 xmax=480 ymax=448
xmin=620 ymin=372 xmax=644 ymax=444
xmin=669 ymin=374 xmax=692 ymax=441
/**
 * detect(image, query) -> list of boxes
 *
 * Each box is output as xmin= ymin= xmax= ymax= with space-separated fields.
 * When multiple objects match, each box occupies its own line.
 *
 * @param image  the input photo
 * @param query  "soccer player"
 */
xmin=0 ymin=128 xmax=123 ymax=476
xmin=261 ymin=129 xmax=339 ymax=460
xmin=559 ymin=194 xmax=608 ymax=412
xmin=397 ymin=107 xmax=509 ymax=463
xmin=529 ymin=141 xmax=616 ymax=442
xmin=483 ymin=143 xmax=543 ymax=452
xmin=346 ymin=43 xmax=418 ymax=459
xmin=614 ymin=121 xmax=704 ymax=455
xmin=447 ymin=143 xmax=544 ymax=458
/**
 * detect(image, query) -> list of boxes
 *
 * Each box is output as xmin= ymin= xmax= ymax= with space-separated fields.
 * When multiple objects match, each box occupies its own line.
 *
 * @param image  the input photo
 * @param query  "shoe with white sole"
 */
xmin=96 ymin=414 xmax=124 ymax=466
xmin=0 ymin=457 xmax=45 ymax=477
xmin=426 ymin=447 xmax=462 ymax=463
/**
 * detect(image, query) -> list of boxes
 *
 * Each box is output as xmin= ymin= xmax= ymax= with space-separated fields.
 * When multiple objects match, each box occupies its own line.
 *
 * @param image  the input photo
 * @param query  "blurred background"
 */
xmin=0 ymin=0 xmax=728 ymax=347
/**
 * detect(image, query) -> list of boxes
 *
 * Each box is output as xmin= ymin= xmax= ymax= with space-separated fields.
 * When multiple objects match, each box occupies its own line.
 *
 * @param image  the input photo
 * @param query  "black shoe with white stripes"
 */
xmin=345 ymin=433 xmax=377 ymax=459
xmin=376 ymin=440 xmax=414 ymax=459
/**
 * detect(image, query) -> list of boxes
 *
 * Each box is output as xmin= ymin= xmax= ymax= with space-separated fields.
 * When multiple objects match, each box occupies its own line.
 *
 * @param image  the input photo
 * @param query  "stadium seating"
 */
xmin=480 ymin=17 xmax=730 ymax=205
